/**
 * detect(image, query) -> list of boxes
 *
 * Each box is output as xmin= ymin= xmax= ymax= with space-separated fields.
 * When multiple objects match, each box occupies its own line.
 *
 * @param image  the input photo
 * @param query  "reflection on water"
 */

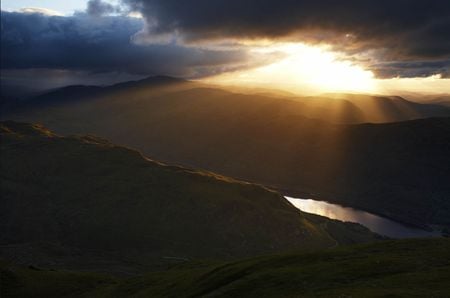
xmin=285 ymin=196 xmax=441 ymax=238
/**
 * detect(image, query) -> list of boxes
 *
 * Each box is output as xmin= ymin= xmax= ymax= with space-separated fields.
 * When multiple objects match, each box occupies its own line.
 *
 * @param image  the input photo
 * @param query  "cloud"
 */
xmin=1 ymin=0 xmax=449 ymax=82
xmin=122 ymin=0 xmax=450 ymax=66
xmin=18 ymin=7 xmax=64 ymax=16
xmin=0 ymin=11 xmax=266 ymax=79
xmin=371 ymin=60 xmax=450 ymax=79
xmin=86 ymin=0 xmax=121 ymax=17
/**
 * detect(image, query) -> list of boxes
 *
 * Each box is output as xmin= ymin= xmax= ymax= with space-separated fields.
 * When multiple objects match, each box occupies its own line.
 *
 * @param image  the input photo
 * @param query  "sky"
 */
xmin=1 ymin=0 xmax=109 ymax=15
xmin=1 ymin=0 xmax=449 ymax=96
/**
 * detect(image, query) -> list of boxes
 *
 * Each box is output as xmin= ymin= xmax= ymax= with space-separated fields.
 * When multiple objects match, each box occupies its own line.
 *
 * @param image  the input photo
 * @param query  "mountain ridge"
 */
xmin=3 ymin=76 xmax=450 ymax=124
xmin=0 ymin=121 xmax=381 ymax=273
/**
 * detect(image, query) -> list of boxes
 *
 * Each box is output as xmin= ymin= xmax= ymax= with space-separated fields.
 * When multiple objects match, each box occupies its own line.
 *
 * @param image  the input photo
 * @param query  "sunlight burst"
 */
xmin=207 ymin=43 xmax=376 ymax=93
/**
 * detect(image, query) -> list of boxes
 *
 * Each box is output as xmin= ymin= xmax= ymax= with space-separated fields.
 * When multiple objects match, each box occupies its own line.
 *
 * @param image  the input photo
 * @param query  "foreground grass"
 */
xmin=2 ymin=239 xmax=449 ymax=297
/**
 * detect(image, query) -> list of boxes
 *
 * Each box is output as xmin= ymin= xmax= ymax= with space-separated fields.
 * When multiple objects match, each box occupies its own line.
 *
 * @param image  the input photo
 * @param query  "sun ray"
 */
xmin=205 ymin=43 xmax=376 ymax=94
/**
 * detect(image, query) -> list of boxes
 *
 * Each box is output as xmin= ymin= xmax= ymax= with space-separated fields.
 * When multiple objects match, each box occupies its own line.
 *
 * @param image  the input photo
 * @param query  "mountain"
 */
xmin=3 ymin=76 xmax=450 ymax=124
xmin=0 ymin=121 xmax=380 ymax=274
xmin=2 ymin=238 xmax=450 ymax=297
xmin=428 ymin=95 xmax=450 ymax=108
xmin=2 ymin=77 xmax=449 ymax=230
xmin=1 ymin=76 xmax=193 ymax=113
xmin=304 ymin=93 xmax=450 ymax=123
xmin=401 ymin=93 xmax=450 ymax=108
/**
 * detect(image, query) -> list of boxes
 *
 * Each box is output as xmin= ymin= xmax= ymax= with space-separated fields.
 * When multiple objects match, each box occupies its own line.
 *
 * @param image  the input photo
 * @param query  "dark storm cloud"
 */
xmin=371 ymin=60 xmax=450 ymax=79
xmin=2 ymin=0 xmax=450 ymax=80
xmin=86 ymin=0 xmax=121 ymax=17
xmin=0 ymin=11 xmax=257 ymax=78
xmin=123 ymin=0 xmax=450 ymax=73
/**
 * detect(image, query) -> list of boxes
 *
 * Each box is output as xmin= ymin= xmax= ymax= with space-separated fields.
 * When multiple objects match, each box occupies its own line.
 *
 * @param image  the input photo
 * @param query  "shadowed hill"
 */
xmin=303 ymin=93 xmax=450 ymax=123
xmin=0 ymin=121 xmax=380 ymax=273
xmin=3 ymin=77 xmax=450 ymax=229
xmin=1 ymin=76 xmax=193 ymax=113
xmin=2 ymin=238 xmax=449 ymax=297
xmin=428 ymin=95 xmax=450 ymax=107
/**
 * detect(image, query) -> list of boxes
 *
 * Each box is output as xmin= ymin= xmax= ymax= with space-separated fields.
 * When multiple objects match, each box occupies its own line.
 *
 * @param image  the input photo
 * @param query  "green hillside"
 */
xmin=2 ymin=239 xmax=449 ymax=297
xmin=0 ymin=121 xmax=380 ymax=274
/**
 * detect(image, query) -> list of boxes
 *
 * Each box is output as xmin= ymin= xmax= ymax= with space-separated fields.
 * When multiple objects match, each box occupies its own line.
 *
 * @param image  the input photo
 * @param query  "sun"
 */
xmin=206 ymin=42 xmax=376 ymax=94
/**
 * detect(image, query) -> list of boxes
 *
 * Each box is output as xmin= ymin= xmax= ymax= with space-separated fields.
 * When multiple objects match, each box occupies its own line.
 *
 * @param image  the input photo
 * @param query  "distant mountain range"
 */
xmin=301 ymin=92 xmax=450 ymax=123
xmin=0 ymin=121 xmax=380 ymax=274
xmin=2 ymin=76 xmax=450 ymax=230
xmin=428 ymin=95 xmax=450 ymax=107
xmin=1 ymin=76 xmax=191 ymax=111
xmin=3 ymin=76 xmax=450 ymax=124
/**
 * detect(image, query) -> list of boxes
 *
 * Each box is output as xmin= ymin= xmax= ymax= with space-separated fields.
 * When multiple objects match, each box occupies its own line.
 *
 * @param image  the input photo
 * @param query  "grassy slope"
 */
xmin=0 ymin=121 xmax=380 ymax=273
xmin=2 ymin=239 xmax=449 ymax=297
xmin=4 ymin=79 xmax=450 ymax=227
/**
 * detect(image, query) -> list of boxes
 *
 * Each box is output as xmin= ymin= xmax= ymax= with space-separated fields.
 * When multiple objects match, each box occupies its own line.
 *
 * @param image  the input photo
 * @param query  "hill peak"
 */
xmin=141 ymin=75 xmax=187 ymax=83
xmin=110 ymin=75 xmax=188 ymax=89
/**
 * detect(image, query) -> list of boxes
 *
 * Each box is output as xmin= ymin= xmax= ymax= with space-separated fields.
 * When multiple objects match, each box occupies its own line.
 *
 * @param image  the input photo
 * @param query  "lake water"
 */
xmin=285 ymin=196 xmax=441 ymax=238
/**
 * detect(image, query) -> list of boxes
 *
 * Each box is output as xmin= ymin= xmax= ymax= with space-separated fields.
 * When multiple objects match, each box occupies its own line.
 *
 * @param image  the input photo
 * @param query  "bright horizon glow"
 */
xmin=204 ymin=42 xmax=450 ymax=95
xmin=374 ymin=74 xmax=450 ymax=95
xmin=206 ymin=43 xmax=376 ymax=93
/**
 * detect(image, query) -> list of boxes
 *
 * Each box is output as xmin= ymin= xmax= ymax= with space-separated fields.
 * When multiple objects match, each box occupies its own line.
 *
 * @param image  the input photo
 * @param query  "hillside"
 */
xmin=3 ymin=78 xmax=450 ymax=229
xmin=1 ymin=76 xmax=193 ymax=113
xmin=3 ymin=76 xmax=450 ymax=125
xmin=304 ymin=93 xmax=450 ymax=123
xmin=0 ymin=121 xmax=380 ymax=273
xmin=2 ymin=238 xmax=449 ymax=297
